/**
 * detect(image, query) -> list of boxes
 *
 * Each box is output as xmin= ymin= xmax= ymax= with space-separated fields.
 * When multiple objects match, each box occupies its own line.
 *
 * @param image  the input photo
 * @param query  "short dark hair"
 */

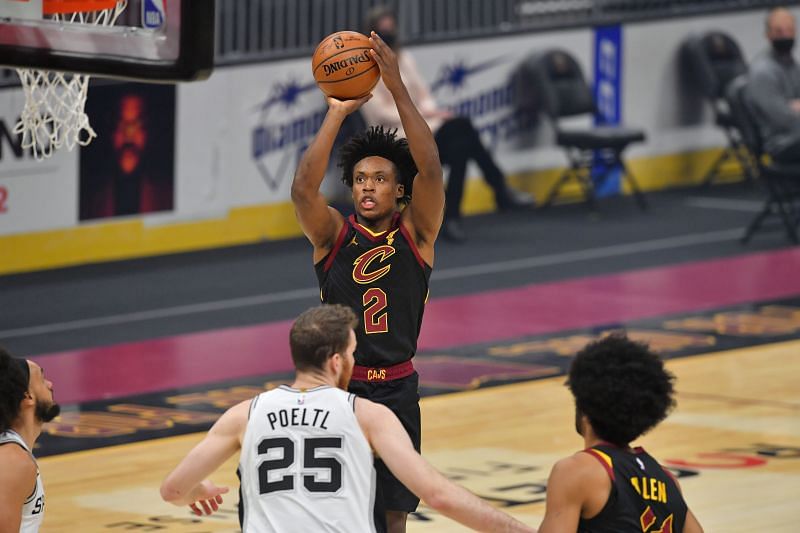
xmin=289 ymin=305 xmax=359 ymax=372
xmin=339 ymin=125 xmax=416 ymax=204
xmin=0 ymin=347 xmax=28 ymax=432
xmin=567 ymin=333 xmax=676 ymax=447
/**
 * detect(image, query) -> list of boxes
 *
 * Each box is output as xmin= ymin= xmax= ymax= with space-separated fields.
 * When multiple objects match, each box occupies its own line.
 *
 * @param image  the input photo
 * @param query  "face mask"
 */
xmin=380 ymin=32 xmax=398 ymax=48
xmin=772 ymin=38 xmax=795 ymax=55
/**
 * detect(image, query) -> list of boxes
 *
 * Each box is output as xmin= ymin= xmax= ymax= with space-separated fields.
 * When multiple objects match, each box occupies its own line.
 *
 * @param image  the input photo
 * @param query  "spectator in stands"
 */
xmin=361 ymin=6 xmax=534 ymax=243
xmin=747 ymin=7 xmax=800 ymax=163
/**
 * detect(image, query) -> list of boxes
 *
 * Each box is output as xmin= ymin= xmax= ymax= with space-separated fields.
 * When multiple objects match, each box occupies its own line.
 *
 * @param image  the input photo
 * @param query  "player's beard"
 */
xmin=338 ymin=360 xmax=354 ymax=390
xmin=35 ymin=398 xmax=61 ymax=423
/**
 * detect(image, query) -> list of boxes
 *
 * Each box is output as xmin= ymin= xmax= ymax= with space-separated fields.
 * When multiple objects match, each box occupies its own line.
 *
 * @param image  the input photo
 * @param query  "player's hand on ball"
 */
xmin=327 ymin=94 xmax=373 ymax=116
xmin=369 ymin=31 xmax=402 ymax=92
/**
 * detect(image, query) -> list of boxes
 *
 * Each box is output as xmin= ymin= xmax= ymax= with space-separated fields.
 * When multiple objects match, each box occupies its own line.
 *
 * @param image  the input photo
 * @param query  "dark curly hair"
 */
xmin=339 ymin=126 xmax=417 ymax=204
xmin=567 ymin=333 xmax=676 ymax=447
xmin=0 ymin=347 xmax=28 ymax=432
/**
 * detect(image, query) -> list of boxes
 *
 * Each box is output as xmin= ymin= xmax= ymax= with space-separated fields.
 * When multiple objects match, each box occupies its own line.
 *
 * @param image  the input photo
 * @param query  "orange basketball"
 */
xmin=312 ymin=31 xmax=380 ymax=100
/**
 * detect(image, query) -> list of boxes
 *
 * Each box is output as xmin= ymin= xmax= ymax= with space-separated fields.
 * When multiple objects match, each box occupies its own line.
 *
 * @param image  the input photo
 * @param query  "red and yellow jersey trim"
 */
xmin=583 ymin=447 xmax=616 ymax=481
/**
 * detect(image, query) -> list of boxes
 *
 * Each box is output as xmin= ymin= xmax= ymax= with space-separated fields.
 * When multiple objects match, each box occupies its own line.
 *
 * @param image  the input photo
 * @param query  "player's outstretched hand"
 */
xmin=369 ymin=31 xmax=402 ymax=93
xmin=187 ymin=480 xmax=230 ymax=516
xmin=327 ymin=94 xmax=373 ymax=116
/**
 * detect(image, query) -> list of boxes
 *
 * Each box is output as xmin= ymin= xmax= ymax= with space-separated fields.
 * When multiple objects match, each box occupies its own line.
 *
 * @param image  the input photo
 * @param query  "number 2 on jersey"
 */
xmin=363 ymin=288 xmax=388 ymax=334
xmin=258 ymin=437 xmax=343 ymax=494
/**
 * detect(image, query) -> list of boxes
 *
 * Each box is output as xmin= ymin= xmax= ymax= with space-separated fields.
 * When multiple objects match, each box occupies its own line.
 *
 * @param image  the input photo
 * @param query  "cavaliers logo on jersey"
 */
xmin=352 ymin=245 xmax=396 ymax=284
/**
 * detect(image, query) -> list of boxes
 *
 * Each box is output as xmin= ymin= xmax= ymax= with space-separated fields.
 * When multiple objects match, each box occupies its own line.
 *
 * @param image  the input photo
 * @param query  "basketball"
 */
xmin=312 ymin=31 xmax=380 ymax=100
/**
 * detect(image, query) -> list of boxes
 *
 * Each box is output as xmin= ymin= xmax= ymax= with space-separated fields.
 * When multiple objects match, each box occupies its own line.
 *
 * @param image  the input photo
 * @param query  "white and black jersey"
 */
xmin=238 ymin=385 xmax=377 ymax=532
xmin=0 ymin=430 xmax=45 ymax=533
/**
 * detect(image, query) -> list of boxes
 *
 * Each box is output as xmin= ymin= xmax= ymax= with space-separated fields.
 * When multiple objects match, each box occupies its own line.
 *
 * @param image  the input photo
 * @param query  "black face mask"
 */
xmin=772 ymin=38 xmax=795 ymax=55
xmin=380 ymin=32 xmax=398 ymax=49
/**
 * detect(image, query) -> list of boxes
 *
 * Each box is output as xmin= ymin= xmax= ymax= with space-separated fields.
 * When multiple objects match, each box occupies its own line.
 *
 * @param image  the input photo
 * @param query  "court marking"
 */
xmin=685 ymin=196 xmax=764 ymax=212
xmin=680 ymin=391 xmax=800 ymax=410
xmin=0 ymin=287 xmax=319 ymax=339
xmin=0 ymin=228 xmax=744 ymax=339
xmin=25 ymin=254 xmax=800 ymax=406
xmin=666 ymin=411 xmax=800 ymax=437
xmin=431 ymin=228 xmax=743 ymax=280
xmin=33 ymin=311 xmax=800 ymax=456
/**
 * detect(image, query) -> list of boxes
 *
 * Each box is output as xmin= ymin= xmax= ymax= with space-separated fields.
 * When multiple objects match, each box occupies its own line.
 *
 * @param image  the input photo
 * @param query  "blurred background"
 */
xmin=1 ymin=0 xmax=798 ymax=275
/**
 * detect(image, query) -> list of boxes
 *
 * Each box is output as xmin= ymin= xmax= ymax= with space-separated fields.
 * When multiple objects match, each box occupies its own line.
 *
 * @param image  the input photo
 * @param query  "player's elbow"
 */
xmin=419 ymin=484 xmax=453 ymax=515
xmin=290 ymin=179 xmax=305 ymax=202
xmin=290 ymin=177 xmax=316 ymax=206
xmin=159 ymin=479 xmax=184 ymax=505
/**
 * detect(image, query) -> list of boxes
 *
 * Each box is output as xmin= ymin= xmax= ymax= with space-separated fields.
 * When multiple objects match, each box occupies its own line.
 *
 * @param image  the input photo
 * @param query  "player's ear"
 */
xmin=329 ymin=352 xmax=342 ymax=376
xmin=396 ymin=183 xmax=404 ymax=198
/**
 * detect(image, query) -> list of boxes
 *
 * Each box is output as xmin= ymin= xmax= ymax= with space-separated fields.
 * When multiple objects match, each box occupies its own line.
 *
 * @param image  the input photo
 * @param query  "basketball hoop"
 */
xmin=13 ymin=0 xmax=128 ymax=159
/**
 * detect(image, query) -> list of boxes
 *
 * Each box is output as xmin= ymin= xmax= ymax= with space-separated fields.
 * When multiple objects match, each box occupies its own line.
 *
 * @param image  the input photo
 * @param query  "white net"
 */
xmin=13 ymin=1 xmax=128 ymax=160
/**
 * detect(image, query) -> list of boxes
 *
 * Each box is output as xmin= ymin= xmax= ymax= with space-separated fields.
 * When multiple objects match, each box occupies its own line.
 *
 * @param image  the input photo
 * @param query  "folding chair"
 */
xmin=726 ymin=76 xmax=800 ymax=244
xmin=519 ymin=49 xmax=647 ymax=210
xmin=682 ymin=31 xmax=756 ymax=186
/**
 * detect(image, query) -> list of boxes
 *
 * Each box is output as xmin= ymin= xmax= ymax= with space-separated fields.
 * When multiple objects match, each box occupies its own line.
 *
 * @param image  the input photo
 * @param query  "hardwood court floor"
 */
xmin=39 ymin=340 xmax=800 ymax=532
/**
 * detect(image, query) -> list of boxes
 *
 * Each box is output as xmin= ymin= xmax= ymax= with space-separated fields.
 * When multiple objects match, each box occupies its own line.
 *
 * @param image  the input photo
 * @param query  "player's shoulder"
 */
xmin=352 ymin=396 xmax=406 ymax=450
xmin=353 ymin=395 xmax=390 ymax=416
xmin=0 ymin=442 xmax=36 ymax=479
xmin=353 ymin=396 xmax=393 ymax=430
xmin=553 ymin=450 xmax=597 ymax=472
xmin=215 ymin=399 xmax=253 ymax=431
xmin=0 ymin=439 xmax=30 ymax=457
xmin=550 ymin=450 xmax=611 ymax=487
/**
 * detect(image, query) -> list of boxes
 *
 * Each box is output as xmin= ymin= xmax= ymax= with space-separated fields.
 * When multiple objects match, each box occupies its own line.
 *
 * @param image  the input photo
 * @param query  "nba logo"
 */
xmin=142 ymin=0 xmax=166 ymax=29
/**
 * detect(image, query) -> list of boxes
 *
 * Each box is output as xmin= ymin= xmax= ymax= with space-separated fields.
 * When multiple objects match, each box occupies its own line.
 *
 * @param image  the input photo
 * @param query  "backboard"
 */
xmin=0 ymin=0 xmax=214 ymax=82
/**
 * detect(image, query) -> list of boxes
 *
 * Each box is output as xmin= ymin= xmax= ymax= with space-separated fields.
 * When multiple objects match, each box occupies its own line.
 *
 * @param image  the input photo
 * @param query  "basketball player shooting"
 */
xmin=291 ymin=32 xmax=444 ymax=533
xmin=160 ymin=305 xmax=533 ymax=533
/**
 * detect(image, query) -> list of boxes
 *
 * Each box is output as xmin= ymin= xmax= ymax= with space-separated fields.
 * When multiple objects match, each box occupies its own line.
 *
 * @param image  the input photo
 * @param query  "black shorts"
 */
xmin=349 ymin=371 xmax=421 ymax=517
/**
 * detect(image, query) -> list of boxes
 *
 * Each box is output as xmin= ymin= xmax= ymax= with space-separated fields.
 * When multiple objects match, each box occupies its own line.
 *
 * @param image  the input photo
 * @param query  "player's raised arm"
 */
xmin=291 ymin=96 xmax=370 ymax=259
xmin=369 ymin=31 xmax=444 ymax=248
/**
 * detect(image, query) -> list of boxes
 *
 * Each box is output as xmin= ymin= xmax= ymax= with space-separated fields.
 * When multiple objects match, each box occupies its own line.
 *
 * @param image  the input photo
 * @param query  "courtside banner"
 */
xmin=592 ymin=24 xmax=623 ymax=196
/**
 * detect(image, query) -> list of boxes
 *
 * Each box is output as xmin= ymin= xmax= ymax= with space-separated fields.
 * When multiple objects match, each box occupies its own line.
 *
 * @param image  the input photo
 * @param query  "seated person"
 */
xmin=747 ymin=7 xmax=800 ymax=163
xmin=360 ymin=6 xmax=533 ymax=243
